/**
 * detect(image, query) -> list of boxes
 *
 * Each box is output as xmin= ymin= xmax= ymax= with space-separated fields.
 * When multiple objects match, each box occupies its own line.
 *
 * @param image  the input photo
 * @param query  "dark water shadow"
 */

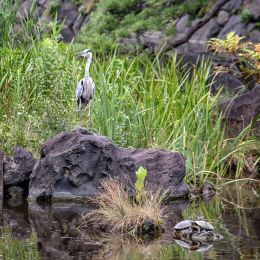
xmin=1 ymin=184 xmax=260 ymax=260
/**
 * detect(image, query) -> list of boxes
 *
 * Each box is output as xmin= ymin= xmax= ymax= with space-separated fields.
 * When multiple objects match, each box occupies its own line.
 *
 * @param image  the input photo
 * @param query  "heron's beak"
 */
xmin=75 ymin=51 xmax=84 ymax=57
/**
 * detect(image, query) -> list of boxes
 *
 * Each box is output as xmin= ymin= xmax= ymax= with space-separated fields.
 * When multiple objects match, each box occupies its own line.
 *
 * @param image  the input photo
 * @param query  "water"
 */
xmin=0 ymin=183 xmax=259 ymax=260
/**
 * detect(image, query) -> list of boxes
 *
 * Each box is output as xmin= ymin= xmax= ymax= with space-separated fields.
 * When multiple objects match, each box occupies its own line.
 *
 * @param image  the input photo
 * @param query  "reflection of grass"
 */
xmin=92 ymin=234 xmax=162 ymax=260
xmin=181 ymin=183 xmax=260 ymax=259
xmin=0 ymin=227 xmax=40 ymax=259
xmin=90 ymin=233 xmax=205 ymax=260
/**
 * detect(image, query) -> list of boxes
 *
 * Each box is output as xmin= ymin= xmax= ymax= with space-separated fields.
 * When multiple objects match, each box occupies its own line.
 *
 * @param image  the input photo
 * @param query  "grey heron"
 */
xmin=76 ymin=49 xmax=95 ymax=111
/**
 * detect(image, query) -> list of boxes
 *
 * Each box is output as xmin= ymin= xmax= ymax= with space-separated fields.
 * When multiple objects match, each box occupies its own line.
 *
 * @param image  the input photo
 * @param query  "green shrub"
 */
xmin=78 ymin=0 xmax=213 ymax=51
xmin=240 ymin=9 xmax=253 ymax=24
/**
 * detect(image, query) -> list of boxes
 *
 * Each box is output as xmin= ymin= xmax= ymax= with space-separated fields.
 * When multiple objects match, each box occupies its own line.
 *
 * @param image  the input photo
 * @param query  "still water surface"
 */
xmin=0 ymin=183 xmax=259 ymax=260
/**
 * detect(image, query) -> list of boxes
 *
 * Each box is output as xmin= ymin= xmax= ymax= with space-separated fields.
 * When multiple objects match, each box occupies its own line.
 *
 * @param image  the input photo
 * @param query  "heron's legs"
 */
xmin=88 ymin=102 xmax=92 ymax=127
xmin=77 ymin=100 xmax=81 ymax=117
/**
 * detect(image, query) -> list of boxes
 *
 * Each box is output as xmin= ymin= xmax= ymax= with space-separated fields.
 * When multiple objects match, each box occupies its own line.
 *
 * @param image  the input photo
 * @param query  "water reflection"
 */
xmin=0 ymin=183 xmax=259 ymax=260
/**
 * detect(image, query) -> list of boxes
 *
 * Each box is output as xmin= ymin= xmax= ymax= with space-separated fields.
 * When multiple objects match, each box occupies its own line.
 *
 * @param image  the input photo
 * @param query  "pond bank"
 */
xmin=1 ymin=183 xmax=259 ymax=259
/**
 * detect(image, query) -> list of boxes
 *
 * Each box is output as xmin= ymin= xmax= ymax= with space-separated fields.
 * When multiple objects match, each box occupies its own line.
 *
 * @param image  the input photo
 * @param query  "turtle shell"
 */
xmin=193 ymin=220 xmax=214 ymax=231
xmin=173 ymin=220 xmax=192 ymax=230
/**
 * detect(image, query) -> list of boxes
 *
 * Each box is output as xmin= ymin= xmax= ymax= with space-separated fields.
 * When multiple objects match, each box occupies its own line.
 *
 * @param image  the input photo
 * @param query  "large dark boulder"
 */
xmin=29 ymin=128 xmax=190 ymax=202
xmin=219 ymin=84 xmax=260 ymax=135
xmin=4 ymin=147 xmax=36 ymax=187
xmin=211 ymin=72 xmax=244 ymax=94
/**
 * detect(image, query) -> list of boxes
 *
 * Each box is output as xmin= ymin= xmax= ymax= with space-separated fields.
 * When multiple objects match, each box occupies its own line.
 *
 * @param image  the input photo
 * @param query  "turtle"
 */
xmin=191 ymin=220 xmax=214 ymax=235
xmin=173 ymin=220 xmax=193 ymax=239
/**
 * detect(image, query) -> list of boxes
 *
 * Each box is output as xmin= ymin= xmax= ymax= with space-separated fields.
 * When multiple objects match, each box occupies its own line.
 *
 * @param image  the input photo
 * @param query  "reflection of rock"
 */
xmin=3 ymin=202 xmax=32 ymax=240
xmin=29 ymin=128 xmax=190 ymax=202
xmin=28 ymin=200 xmax=191 ymax=259
xmin=29 ymin=203 xmax=102 ymax=259
xmin=6 ymin=186 xmax=24 ymax=198
xmin=162 ymin=200 xmax=190 ymax=242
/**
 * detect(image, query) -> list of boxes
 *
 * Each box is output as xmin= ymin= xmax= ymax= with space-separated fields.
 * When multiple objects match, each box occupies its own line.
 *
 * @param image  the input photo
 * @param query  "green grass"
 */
xmin=0 ymin=2 xmax=257 ymax=185
xmin=78 ymin=0 xmax=213 ymax=50
xmin=0 ymin=227 xmax=40 ymax=259
xmin=0 ymin=32 xmax=255 ymax=184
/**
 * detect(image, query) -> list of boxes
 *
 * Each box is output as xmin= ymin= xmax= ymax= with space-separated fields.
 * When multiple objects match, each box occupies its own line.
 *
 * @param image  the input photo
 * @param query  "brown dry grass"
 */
xmin=82 ymin=179 xmax=166 ymax=235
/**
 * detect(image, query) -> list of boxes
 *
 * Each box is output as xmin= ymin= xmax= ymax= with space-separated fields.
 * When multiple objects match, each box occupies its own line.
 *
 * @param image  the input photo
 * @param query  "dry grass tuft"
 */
xmin=82 ymin=179 xmax=166 ymax=235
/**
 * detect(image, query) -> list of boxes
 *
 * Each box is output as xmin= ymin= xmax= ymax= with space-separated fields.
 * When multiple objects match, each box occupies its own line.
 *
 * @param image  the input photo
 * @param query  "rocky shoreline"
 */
xmin=1 ymin=128 xmax=191 ymax=203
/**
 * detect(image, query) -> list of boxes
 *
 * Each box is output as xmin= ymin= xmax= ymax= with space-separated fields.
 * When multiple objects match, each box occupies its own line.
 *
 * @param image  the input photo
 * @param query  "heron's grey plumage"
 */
xmin=76 ymin=49 xmax=95 ymax=111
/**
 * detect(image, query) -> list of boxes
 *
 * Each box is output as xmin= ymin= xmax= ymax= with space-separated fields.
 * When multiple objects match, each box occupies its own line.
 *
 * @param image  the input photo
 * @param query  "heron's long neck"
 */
xmin=84 ymin=53 xmax=92 ymax=78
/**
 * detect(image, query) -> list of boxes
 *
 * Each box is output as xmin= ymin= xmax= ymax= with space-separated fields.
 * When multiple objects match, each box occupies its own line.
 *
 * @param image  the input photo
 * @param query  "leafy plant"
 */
xmin=135 ymin=166 xmax=148 ymax=202
xmin=208 ymin=31 xmax=260 ymax=84
xmin=240 ymin=9 xmax=253 ymax=24
xmin=83 ymin=179 xmax=165 ymax=235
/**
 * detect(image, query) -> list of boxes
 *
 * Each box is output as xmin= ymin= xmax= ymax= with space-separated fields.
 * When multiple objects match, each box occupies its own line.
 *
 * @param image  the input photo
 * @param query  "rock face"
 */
xmin=219 ymin=84 xmax=260 ymax=134
xmin=3 ymin=147 xmax=36 ymax=188
xmin=13 ymin=0 xmax=90 ymax=42
xmin=211 ymin=72 xmax=244 ymax=94
xmin=29 ymin=128 xmax=190 ymax=202
xmin=217 ymin=15 xmax=246 ymax=39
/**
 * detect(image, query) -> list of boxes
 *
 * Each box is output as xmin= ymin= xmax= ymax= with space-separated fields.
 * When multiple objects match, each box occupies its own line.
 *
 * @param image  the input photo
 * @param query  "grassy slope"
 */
xmin=78 ymin=0 xmax=213 ymax=49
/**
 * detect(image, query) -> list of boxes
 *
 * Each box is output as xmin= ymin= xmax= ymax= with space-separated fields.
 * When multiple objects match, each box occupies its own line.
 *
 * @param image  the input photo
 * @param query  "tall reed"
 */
xmin=0 ymin=31 xmax=254 ymax=183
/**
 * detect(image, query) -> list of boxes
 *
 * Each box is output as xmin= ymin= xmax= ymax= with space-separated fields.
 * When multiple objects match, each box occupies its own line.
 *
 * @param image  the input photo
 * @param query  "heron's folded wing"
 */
xmin=76 ymin=80 xmax=84 ymax=99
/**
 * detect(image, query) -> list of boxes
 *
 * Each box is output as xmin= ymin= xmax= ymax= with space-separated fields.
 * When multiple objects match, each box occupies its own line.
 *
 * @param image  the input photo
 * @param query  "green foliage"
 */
xmin=0 ymin=37 xmax=81 ymax=154
xmin=49 ymin=0 xmax=61 ymax=17
xmin=208 ymin=31 xmax=245 ymax=53
xmin=0 ymin=227 xmax=40 ymax=259
xmin=209 ymin=32 xmax=260 ymax=84
xmin=78 ymin=0 xmax=213 ymax=50
xmin=0 ymin=32 xmax=254 ymax=181
xmin=240 ymin=9 xmax=253 ymax=24
xmin=135 ymin=166 xmax=148 ymax=202
xmin=255 ymin=22 xmax=260 ymax=30
xmin=0 ymin=0 xmax=17 ymax=46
